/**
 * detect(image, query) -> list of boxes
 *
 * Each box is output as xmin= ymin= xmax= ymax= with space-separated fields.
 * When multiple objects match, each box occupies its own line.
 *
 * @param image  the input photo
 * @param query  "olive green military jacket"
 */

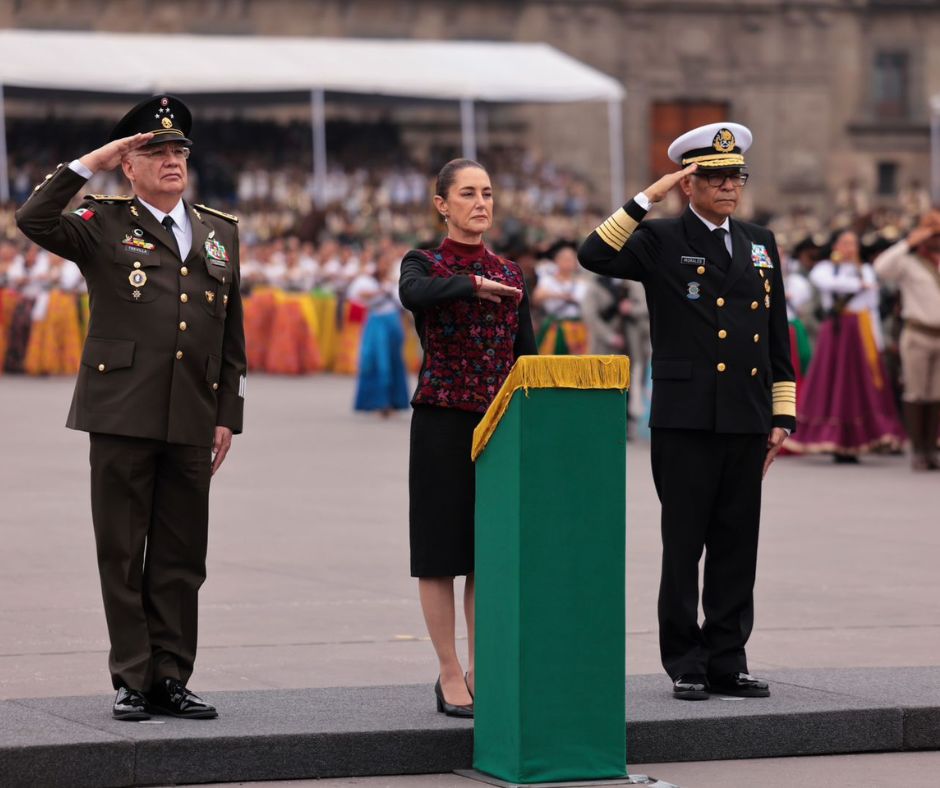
xmin=16 ymin=165 xmax=246 ymax=447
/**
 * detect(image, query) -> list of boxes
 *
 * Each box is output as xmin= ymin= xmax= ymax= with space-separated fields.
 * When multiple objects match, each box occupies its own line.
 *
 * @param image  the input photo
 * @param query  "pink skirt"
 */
xmin=788 ymin=311 xmax=905 ymax=455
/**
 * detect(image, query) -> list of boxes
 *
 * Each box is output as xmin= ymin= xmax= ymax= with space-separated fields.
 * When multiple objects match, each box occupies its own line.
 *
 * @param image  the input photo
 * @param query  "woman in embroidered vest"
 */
xmin=399 ymin=159 xmax=537 ymax=718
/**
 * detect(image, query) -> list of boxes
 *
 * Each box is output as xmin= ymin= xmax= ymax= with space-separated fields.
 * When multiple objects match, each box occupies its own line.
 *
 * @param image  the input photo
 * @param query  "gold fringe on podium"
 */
xmin=471 ymin=355 xmax=630 ymax=461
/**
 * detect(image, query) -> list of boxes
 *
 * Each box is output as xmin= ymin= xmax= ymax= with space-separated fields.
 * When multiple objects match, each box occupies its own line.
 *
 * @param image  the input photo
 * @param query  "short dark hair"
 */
xmin=435 ymin=158 xmax=486 ymax=198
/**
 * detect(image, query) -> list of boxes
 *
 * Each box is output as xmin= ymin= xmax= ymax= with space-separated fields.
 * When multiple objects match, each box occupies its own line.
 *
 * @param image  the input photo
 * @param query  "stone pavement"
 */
xmin=1 ymin=374 xmax=938 ymax=785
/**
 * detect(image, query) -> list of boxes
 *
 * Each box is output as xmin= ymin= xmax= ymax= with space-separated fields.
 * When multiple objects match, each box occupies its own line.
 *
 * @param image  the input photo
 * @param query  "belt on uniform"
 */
xmin=905 ymin=319 xmax=940 ymax=338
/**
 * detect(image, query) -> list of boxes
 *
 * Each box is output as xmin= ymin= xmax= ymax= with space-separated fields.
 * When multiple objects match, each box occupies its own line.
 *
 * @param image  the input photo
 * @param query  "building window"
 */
xmin=877 ymin=161 xmax=898 ymax=196
xmin=872 ymin=52 xmax=909 ymax=119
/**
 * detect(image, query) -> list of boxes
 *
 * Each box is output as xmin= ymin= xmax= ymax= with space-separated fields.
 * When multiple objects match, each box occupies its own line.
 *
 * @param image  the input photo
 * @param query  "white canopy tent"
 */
xmin=0 ymin=29 xmax=626 ymax=206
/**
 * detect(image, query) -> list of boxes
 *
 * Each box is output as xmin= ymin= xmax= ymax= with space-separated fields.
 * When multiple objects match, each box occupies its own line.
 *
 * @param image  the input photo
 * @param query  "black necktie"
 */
xmin=162 ymin=215 xmax=181 ymax=259
xmin=712 ymin=227 xmax=731 ymax=270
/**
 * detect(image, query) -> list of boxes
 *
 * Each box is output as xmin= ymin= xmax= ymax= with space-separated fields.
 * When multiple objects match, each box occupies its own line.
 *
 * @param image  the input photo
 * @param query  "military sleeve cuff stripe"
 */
xmin=772 ymin=381 xmax=797 ymax=417
xmin=596 ymin=224 xmax=626 ymax=251
xmin=600 ymin=220 xmax=628 ymax=244
xmin=594 ymin=207 xmax=639 ymax=251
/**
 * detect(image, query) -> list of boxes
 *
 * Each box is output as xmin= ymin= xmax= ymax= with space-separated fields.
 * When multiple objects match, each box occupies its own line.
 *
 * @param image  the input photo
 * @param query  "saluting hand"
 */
xmin=79 ymin=132 xmax=155 ymax=174
xmin=475 ymin=275 xmax=522 ymax=304
xmin=763 ymin=427 xmax=789 ymax=478
xmin=644 ymin=163 xmax=698 ymax=204
xmin=211 ymin=426 xmax=234 ymax=476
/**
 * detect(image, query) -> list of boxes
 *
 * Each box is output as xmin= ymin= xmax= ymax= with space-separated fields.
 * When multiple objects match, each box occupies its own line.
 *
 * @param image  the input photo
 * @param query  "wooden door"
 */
xmin=650 ymin=101 xmax=729 ymax=178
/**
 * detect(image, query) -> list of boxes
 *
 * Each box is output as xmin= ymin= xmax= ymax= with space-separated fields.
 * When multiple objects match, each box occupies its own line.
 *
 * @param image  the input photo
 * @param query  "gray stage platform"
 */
xmin=2 ymin=667 xmax=938 ymax=787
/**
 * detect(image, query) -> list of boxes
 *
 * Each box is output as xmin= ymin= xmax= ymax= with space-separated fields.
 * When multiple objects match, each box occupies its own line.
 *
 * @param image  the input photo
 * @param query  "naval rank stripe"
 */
xmin=772 ymin=381 xmax=797 ymax=417
xmin=595 ymin=207 xmax=639 ymax=252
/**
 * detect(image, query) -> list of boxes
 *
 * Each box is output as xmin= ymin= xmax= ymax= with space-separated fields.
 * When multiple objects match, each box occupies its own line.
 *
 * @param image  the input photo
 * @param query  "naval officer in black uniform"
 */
xmin=16 ymin=96 xmax=246 ymax=720
xmin=579 ymin=123 xmax=796 ymax=700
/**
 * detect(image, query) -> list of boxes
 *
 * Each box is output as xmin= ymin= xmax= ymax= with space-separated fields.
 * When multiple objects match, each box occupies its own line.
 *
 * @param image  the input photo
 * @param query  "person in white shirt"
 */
xmin=533 ymin=241 xmax=588 ymax=354
xmin=873 ymin=210 xmax=940 ymax=470
xmin=790 ymin=231 xmax=905 ymax=461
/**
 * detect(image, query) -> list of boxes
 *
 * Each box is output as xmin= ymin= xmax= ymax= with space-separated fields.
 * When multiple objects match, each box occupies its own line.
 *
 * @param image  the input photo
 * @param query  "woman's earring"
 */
xmin=441 ymin=214 xmax=448 ymax=224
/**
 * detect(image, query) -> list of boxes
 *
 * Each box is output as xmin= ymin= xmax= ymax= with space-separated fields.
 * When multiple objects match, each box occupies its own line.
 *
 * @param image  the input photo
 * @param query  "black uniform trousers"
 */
xmin=650 ymin=427 xmax=765 ymax=680
xmin=89 ymin=433 xmax=211 ymax=691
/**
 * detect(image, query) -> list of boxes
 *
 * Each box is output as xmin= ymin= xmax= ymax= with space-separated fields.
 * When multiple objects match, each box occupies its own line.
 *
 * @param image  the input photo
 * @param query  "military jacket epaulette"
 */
xmin=194 ymin=204 xmax=238 ymax=224
xmin=84 ymin=194 xmax=134 ymax=203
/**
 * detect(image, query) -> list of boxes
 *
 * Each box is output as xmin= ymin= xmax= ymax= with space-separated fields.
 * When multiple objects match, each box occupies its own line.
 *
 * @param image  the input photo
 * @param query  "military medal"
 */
xmin=205 ymin=237 xmax=229 ymax=266
xmin=686 ymin=281 xmax=701 ymax=301
xmin=122 ymin=234 xmax=156 ymax=253
xmin=129 ymin=269 xmax=148 ymax=288
xmin=206 ymin=290 xmax=215 ymax=303
xmin=751 ymin=243 xmax=773 ymax=269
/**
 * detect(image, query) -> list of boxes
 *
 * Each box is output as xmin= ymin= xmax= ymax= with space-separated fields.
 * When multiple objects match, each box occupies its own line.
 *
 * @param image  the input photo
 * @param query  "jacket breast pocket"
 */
xmin=201 ymin=260 xmax=231 ymax=318
xmin=81 ymin=337 xmax=135 ymax=410
xmin=652 ymin=359 xmax=693 ymax=380
xmin=113 ymin=243 xmax=161 ymax=303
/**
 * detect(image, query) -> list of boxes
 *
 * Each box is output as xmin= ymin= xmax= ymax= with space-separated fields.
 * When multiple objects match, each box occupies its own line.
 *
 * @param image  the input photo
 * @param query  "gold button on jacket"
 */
xmin=577 ymin=198 xmax=797 ymax=434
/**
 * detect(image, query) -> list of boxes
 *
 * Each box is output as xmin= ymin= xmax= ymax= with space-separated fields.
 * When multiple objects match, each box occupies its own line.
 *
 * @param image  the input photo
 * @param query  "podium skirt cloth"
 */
xmin=789 ymin=311 xmax=905 ymax=454
xmin=409 ymin=404 xmax=483 ymax=578
xmin=354 ymin=311 xmax=410 ymax=412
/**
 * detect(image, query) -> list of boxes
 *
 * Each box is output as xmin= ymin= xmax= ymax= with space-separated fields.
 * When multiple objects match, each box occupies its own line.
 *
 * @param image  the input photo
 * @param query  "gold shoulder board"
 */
xmin=83 ymin=194 xmax=134 ymax=203
xmin=194 ymin=203 xmax=239 ymax=224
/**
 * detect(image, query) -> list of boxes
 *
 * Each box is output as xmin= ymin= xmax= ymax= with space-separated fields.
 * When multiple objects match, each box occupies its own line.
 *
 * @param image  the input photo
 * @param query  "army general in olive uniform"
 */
xmin=16 ymin=95 xmax=245 ymax=720
xmin=579 ymin=124 xmax=796 ymax=702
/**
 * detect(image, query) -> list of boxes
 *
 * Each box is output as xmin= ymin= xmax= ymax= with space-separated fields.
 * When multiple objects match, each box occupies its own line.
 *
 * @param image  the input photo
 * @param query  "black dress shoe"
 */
xmin=673 ymin=674 xmax=709 ymax=701
xmin=708 ymin=672 xmax=770 ymax=698
xmin=112 ymin=687 xmax=150 ymax=721
xmin=435 ymin=678 xmax=473 ymax=718
xmin=147 ymin=677 xmax=218 ymax=719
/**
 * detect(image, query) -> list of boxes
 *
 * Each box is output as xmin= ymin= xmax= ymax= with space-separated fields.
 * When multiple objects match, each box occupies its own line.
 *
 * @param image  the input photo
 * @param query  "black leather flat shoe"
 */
xmin=435 ymin=678 xmax=473 ymax=718
xmin=112 ymin=687 xmax=150 ymax=720
xmin=147 ymin=677 xmax=218 ymax=719
xmin=673 ymin=673 xmax=710 ymax=701
xmin=708 ymin=672 xmax=770 ymax=698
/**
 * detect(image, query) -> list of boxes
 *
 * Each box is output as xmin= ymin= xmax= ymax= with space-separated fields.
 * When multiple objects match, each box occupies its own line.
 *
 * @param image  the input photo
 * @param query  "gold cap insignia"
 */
xmin=161 ymin=116 xmax=173 ymax=129
xmin=713 ymin=128 xmax=736 ymax=153
xmin=128 ymin=270 xmax=148 ymax=288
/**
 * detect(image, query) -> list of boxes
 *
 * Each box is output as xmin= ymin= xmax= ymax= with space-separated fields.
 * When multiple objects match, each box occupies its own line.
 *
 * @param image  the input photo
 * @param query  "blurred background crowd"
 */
xmin=0 ymin=112 xmax=935 ymax=465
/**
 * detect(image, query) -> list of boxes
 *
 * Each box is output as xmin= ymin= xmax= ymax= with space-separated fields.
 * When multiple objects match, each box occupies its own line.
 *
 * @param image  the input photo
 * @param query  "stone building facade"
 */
xmin=1 ymin=0 xmax=938 ymax=215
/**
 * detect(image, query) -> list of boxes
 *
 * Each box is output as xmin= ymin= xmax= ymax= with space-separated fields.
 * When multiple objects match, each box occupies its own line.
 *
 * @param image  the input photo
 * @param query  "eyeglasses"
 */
xmin=135 ymin=146 xmax=191 ymax=161
xmin=693 ymin=172 xmax=749 ymax=187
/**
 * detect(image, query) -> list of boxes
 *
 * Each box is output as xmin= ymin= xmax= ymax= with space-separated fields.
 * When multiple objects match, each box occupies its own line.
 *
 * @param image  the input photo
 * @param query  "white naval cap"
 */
xmin=667 ymin=122 xmax=753 ymax=169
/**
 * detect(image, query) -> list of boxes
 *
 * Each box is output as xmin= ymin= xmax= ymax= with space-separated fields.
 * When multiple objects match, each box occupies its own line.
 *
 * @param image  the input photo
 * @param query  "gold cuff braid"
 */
xmin=772 ymin=381 xmax=797 ymax=417
xmin=595 ymin=208 xmax=638 ymax=252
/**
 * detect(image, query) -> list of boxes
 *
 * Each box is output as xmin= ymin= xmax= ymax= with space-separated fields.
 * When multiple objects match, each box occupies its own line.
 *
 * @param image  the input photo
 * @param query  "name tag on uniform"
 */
xmin=751 ymin=243 xmax=773 ymax=268
xmin=680 ymin=255 xmax=706 ymax=266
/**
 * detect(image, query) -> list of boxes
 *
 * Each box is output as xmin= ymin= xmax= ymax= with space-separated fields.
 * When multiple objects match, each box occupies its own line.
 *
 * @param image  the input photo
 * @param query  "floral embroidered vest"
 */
xmin=414 ymin=239 xmax=526 ymax=412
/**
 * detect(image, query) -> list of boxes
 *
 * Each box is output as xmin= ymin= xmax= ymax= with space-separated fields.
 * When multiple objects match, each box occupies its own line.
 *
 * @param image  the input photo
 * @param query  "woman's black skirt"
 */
xmin=409 ymin=404 xmax=483 ymax=577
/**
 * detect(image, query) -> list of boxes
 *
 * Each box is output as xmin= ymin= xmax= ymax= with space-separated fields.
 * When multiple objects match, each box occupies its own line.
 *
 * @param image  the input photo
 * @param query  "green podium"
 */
xmin=470 ymin=355 xmax=631 ymax=786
